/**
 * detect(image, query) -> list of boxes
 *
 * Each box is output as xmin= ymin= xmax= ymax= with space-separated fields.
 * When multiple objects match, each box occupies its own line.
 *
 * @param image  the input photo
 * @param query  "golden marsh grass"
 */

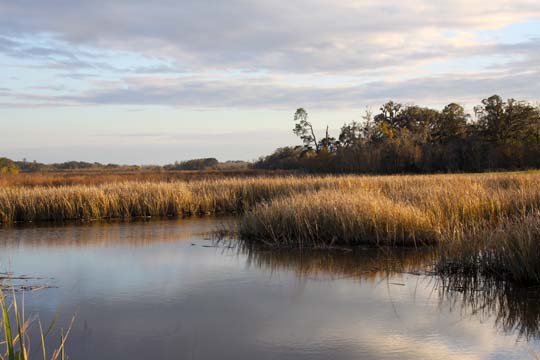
xmin=239 ymin=173 xmax=540 ymax=245
xmin=0 ymin=176 xmax=351 ymax=223
xmin=2 ymin=172 xmax=540 ymax=283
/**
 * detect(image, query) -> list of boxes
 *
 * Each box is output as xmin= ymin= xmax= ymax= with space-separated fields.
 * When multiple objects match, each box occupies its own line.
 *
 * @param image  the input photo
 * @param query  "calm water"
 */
xmin=0 ymin=218 xmax=539 ymax=359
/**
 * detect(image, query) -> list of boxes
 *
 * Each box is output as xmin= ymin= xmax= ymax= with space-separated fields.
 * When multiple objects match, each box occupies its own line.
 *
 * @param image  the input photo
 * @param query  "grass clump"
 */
xmin=239 ymin=189 xmax=437 ymax=247
xmin=438 ymin=213 xmax=540 ymax=285
xmin=239 ymin=173 xmax=540 ymax=246
xmin=238 ymin=172 xmax=540 ymax=284
xmin=0 ymin=289 xmax=73 ymax=360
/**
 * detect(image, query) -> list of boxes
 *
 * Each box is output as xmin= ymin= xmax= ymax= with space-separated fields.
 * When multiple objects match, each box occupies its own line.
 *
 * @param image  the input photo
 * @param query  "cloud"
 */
xmin=2 ymin=68 xmax=533 ymax=110
xmin=0 ymin=1 xmax=539 ymax=113
xmin=1 ymin=1 xmax=540 ymax=73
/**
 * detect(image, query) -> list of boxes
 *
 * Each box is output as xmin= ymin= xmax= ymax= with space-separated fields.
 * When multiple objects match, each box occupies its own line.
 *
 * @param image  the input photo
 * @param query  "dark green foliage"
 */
xmin=15 ymin=160 xmax=126 ymax=172
xmin=255 ymin=95 xmax=540 ymax=173
xmin=165 ymin=158 xmax=219 ymax=170
xmin=0 ymin=157 xmax=19 ymax=175
xmin=254 ymin=147 xmax=305 ymax=170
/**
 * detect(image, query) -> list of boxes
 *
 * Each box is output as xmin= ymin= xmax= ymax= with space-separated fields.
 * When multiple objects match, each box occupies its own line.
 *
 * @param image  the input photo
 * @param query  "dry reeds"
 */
xmin=0 ymin=169 xmax=293 ymax=188
xmin=236 ymin=172 xmax=540 ymax=284
xmin=0 ymin=176 xmax=352 ymax=223
xmin=437 ymin=212 xmax=540 ymax=285
xmin=239 ymin=173 xmax=540 ymax=246
xmin=2 ymin=172 xmax=540 ymax=283
xmin=239 ymin=189 xmax=437 ymax=247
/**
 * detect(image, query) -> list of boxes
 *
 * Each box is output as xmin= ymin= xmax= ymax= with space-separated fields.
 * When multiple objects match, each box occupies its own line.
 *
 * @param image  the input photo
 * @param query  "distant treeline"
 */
xmin=255 ymin=95 xmax=540 ymax=173
xmin=164 ymin=158 xmax=219 ymax=170
xmin=14 ymin=160 xmax=139 ymax=172
xmin=2 ymin=158 xmax=249 ymax=173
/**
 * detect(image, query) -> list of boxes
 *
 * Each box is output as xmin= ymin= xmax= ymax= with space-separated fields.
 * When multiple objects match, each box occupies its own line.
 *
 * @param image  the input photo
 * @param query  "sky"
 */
xmin=1 ymin=0 xmax=539 ymax=164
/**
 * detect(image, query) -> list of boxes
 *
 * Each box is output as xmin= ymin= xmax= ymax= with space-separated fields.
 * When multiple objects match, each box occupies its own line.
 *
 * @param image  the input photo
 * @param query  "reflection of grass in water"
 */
xmin=0 ymin=217 xmax=224 ymax=249
xmin=242 ymin=244 xmax=540 ymax=342
xmin=0 ymin=288 xmax=73 ymax=360
xmin=241 ymin=245 xmax=436 ymax=281
xmin=437 ymin=275 xmax=540 ymax=341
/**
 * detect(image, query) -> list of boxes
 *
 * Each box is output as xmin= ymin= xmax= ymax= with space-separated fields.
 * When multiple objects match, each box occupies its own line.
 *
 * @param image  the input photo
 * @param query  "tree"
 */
xmin=433 ymin=103 xmax=469 ymax=144
xmin=319 ymin=126 xmax=338 ymax=152
xmin=339 ymin=121 xmax=362 ymax=147
xmin=373 ymin=101 xmax=404 ymax=140
xmin=257 ymin=96 xmax=540 ymax=174
xmin=253 ymin=147 xmax=304 ymax=170
xmin=475 ymin=95 xmax=507 ymax=144
xmin=293 ymin=108 xmax=320 ymax=152
xmin=396 ymin=106 xmax=439 ymax=142
xmin=361 ymin=108 xmax=375 ymax=140
xmin=0 ymin=157 xmax=19 ymax=175
xmin=166 ymin=158 xmax=219 ymax=170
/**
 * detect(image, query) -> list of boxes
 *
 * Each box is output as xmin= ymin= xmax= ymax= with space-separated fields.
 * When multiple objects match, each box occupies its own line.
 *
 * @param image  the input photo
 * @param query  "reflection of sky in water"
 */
xmin=0 ymin=219 xmax=538 ymax=360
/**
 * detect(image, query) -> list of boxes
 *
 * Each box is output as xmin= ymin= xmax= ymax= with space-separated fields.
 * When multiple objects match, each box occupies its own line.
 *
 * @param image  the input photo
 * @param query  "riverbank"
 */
xmin=1 ymin=172 xmax=539 ymax=284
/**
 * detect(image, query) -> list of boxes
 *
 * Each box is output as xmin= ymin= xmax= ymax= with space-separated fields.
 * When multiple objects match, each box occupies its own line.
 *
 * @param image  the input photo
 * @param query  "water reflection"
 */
xmin=244 ymin=245 xmax=540 ymax=341
xmin=438 ymin=276 xmax=540 ymax=340
xmin=242 ymin=246 xmax=435 ymax=280
xmin=0 ymin=217 xmax=226 ymax=248
xmin=0 ymin=219 xmax=538 ymax=359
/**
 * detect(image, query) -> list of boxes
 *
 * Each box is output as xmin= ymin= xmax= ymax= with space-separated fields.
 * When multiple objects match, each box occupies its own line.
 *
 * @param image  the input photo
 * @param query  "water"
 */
xmin=0 ymin=218 xmax=538 ymax=359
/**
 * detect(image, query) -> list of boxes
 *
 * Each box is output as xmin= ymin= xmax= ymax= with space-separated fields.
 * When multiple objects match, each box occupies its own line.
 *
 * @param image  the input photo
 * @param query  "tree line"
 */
xmin=163 ymin=158 xmax=219 ymax=170
xmin=1 ymin=158 xmax=248 ymax=173
xmin=254 ymin=95 xmax=540 ymax=173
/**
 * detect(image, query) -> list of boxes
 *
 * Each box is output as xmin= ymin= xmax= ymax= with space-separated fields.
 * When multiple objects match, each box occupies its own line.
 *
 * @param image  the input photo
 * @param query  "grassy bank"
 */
xmin=239 ymin=172 xmax=540 ymax=245
xmin=2 ymin=172 xmax=540 ymax=284
xmin=3 ymin=172 xmax=538 ymax=224
xmin=237 ymin=172 xmax=540 ymax=284
xmin=0 ymin=176 xmax=356 ymax=223
xmin=436 ymin=212 xmax=540 ymax=284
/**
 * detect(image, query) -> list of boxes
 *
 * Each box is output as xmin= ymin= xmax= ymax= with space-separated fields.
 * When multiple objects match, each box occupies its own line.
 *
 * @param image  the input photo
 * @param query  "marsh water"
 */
xmin=1 ymin=218 xmax=539 ymax=359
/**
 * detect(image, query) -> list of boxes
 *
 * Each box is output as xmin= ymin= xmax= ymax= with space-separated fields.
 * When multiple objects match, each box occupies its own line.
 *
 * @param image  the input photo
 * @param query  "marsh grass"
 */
xmin=239 ymin=189 xmax=438 ymax=247
xmin=237 ymin=173 xmax=540 ymax=284
xmin=0 ymin=176 xmax=356 ymax=223
xmin=239 ymin=173 xmax=540 ymax=245
xmin=0 ymin=288 xmax=73 ymax=360
xmin=437 ymin=212 xmax=540 ymax=285
xmin=4 ymin=172 xmax=538 ymax=225
xmin=0 ymin=169 xmax=293 ymax=188
xmin=3 ymin=172 xmax=540 ymax=284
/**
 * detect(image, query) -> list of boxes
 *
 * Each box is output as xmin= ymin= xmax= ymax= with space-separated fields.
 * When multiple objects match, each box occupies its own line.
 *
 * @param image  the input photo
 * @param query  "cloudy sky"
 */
xmin=1 ymin=0 xmax=539 ymax=164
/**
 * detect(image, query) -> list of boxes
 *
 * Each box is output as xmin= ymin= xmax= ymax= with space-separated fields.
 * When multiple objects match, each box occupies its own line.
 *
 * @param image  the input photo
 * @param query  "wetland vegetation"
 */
xmin=1 ymin=171 xmax=539 ymax=284
xmin=0 ymin=288 xmax=72 ymax=360
xmin=1 ymin=96 xmax=539 ymax=357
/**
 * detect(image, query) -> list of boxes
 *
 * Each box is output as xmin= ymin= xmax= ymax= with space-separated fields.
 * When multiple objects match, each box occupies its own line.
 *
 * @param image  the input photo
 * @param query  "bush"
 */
xmin=0 ymin=157 xmax=19 ymax=175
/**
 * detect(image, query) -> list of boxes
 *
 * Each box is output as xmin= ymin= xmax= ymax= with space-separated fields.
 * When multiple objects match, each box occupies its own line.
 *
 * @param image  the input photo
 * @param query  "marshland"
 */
xmin=2 ymin=171 xmax=540 ymax=359
xmin=5 ymin=0 xmax=540 ymax=356
xmin=2 ymin=171 xmax=540 ymax=284
xmin=2 ymin=97 xmax=540 ymax=358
